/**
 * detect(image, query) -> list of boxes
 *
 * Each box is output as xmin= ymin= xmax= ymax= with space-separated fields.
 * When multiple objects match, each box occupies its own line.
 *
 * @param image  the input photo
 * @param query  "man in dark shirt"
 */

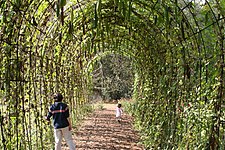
xmin=46 ymin=93 xmax=75 ymax=150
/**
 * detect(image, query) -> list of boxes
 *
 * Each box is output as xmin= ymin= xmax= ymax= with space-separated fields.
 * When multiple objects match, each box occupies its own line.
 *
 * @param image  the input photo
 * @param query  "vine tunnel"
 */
xmin=0 ymin=0 xmax=224 ymax=149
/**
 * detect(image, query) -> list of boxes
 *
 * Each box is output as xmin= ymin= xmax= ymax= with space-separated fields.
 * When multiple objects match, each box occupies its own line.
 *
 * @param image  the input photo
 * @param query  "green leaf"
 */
xmin=127 ymin=0 xmax=132 ymax=20
xmin=83 ymin=24 xmax=85 ymax=35
xmin=122 ymin=1 xmax=126 ymax=18
xmin=115 ymin=0 xmax=119 ymax=5
xmin=15 ymin=0 xmax=21 ymax=7
xmin=97 ymin=0 xmax=102 ymax=13
xmin=71 ymin=7 xmax=74 ymax=21
xmin=56 ymin=3 xmax=60 ymax=17
xmin=164 ymin=5 xmax=169 ymax=28
xmin=175 ymin=0 xmax=178 ymax=21
xmin=119 ymin=0 xmax=123 ymax=13
xmin=93 ymin=3 xmax=98 ymax=28
xmin=205 ymin=12 xmax=208 ymax=25
xmin=69 ymin=8 xmax=74 ymax=35
xmin=60 ymin=0 xmax=66 ymax=7
xmin=68 ymin=21 xmax=73 ymax=34
xmin=94 ymin=44 xmax=97 ymax=53
xmin=154 ymin=15 xmax=157 ymax=25
xmin=105 ymin=21 xmax=109 ymax=36
xmin=180 ymin=19 xmax=185 ymax=40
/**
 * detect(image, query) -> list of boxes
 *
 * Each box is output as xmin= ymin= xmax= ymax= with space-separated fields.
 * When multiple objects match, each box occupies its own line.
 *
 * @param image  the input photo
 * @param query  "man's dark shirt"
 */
xmin=46 ymin=102 xmax=69 ymax=129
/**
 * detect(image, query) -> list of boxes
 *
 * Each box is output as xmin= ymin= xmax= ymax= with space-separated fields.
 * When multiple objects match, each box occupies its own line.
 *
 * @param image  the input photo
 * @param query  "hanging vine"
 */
xmin=0 ymin=0 xmax=224 ymax=149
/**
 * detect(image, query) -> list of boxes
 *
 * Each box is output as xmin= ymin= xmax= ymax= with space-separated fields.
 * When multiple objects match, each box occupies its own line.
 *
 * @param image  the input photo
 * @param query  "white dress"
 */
xmin=116 ymin=107 xmax=122 ymax=118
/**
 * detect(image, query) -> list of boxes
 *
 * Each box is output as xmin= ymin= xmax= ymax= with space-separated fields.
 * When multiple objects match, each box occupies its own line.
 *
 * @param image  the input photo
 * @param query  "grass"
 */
xmin=94 ymin=101 xmax=105 ymax=110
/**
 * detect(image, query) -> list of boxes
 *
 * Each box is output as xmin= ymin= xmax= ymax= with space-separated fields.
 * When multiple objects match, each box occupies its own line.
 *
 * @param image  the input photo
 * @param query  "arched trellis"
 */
xmin=0 ymin=0 xmax=224 ymax=149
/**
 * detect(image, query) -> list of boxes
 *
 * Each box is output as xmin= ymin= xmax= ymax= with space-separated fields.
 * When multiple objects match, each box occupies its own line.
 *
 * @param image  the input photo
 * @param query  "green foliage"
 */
xmin=0 ymin=0 xmax=225 ymax=149
xmin=95 ymin=101 xmax=105 ymax=110
xmin=92 ymin=54 xmax=134 ymax=100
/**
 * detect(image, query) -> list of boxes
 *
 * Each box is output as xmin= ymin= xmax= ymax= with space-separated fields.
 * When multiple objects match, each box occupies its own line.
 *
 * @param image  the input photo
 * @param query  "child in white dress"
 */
xmin=116 ymin=103 xmax=123 ymax=123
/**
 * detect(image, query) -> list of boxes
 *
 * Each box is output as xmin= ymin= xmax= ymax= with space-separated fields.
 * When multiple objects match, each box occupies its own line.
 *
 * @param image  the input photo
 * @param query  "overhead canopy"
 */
xmin=0 ymin=0 xmax=224 ymax=149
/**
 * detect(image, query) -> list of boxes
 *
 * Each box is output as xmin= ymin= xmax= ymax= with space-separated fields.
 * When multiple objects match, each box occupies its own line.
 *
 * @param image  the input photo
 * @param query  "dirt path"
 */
xmin=63 ymin=103 xmax=144 ymax=150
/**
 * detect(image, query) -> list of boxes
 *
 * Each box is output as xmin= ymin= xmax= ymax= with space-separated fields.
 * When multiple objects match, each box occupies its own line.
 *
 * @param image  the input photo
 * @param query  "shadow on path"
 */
xmin=63 ymin=104 xmax=144 ymax=150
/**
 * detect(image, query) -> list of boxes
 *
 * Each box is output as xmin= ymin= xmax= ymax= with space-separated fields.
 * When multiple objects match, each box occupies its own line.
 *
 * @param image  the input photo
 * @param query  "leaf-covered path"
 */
xmin=63 ymin=103 xmax=144 ymax=150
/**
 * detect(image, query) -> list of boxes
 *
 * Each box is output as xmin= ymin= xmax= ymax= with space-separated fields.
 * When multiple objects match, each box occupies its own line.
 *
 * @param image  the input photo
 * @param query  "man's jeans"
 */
xmin=54 ymin=126 xmax=76 ymax=150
